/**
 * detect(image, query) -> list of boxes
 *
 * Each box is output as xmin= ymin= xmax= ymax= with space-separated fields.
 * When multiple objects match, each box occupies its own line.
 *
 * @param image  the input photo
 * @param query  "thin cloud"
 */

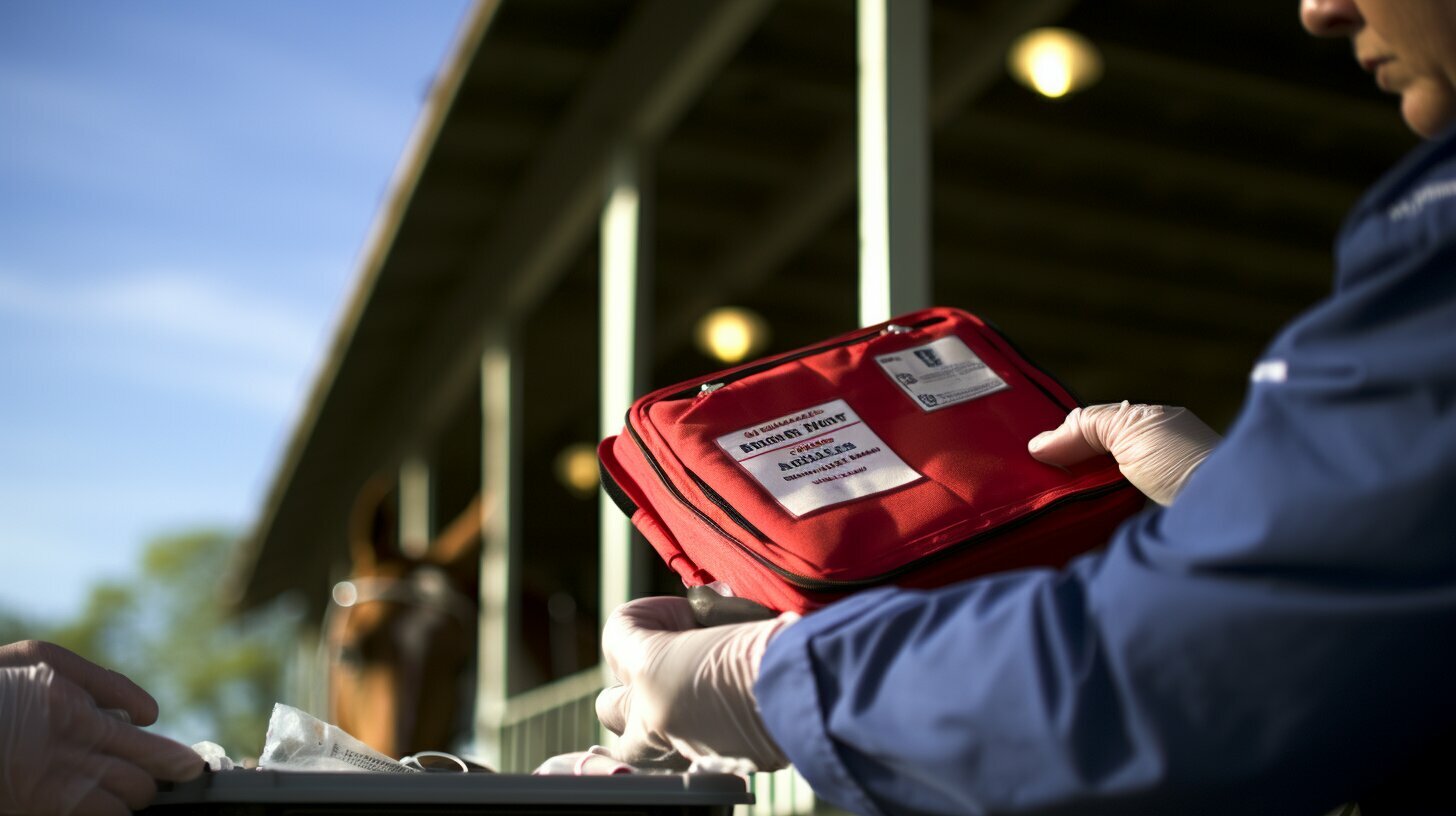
xmin=0 ymin=271 xmax=325 ymax=415
xmin=0 ymin=271 xmax=318 ymax=362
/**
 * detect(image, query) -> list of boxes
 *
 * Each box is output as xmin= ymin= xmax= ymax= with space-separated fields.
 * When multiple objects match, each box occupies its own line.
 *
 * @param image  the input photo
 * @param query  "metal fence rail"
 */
xmin=497 ymin=666 xmax=606 ymax=773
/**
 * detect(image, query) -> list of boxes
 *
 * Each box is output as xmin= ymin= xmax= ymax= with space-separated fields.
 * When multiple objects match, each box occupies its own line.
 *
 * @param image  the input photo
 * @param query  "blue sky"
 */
xmin=0 ymin=2 xmax=472 ymax=621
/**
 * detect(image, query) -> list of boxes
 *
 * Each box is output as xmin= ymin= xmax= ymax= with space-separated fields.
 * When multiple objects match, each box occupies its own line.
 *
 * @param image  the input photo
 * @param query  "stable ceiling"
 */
xmin=234 ymin=0 xmax=1414 ymax=623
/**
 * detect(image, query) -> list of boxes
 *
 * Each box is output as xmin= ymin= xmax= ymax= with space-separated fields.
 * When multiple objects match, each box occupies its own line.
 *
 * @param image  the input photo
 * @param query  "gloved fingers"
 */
xmin=600 ymin=596 xmax=698 ymax=680
xmin=1028 ymin=406 xmax=1108 ymax=466
xmin=25 ymin=748 xmax=107 ymax=816
xmin=45 ymin=669 xmax=110 ymax=744
xmin=93 ymin=716 xmax=204 ymax=782
xmin=44 ymin=679 xmax=178 ymax=784
xmin=0 ymin=641 xmax=160 ymax=726
xmin=65 ymin=783 xmax=131 ymax=816
xmin=78 ymin=666 xmax=158 ymax=729
xmin=1077 ymin=402 xmax=1216 ymax=461
xmin=1029 ymin=402 xmax=1220 ymax=506
xmin=610 ymin=732 xmax=690 ymax=771
xmin=1082 ymin=401 xmax=1172 ymax=465
xmin=611 ymin=596 xmax=699 ymax=636
xmin=1147 ymin=406 xmax=1222 ymax=451
xmin=595 ymin=684 xmax=629 ymax=737
xmin=1030 ymin=402 xmax=1176 ymax=464
xmin=90 ymin=755 xmax=159 ymax=812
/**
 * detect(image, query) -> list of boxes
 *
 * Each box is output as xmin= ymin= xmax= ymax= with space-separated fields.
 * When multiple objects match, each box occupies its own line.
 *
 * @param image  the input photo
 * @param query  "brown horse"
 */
xmin=323 ymin=477 xmax=487 ymax=758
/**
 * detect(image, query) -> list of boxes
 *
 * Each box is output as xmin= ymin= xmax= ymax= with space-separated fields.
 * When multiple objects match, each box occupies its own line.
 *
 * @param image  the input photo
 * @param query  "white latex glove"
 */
xmin=595 ymin=597 xmax=798 ymax=772
xmin=1027 ymin=401 xmax=1222 ymax=506
xmin=0 ymin=641 xmax=202 ymax=816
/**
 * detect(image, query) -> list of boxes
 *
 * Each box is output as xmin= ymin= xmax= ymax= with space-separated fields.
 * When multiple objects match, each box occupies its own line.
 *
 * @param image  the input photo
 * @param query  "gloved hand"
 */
xmin=596 ymin=597 xmax=797 ymax=772
xmin=1028 ymin=401 xmax=1222 ymax=506
xmin=0 ymin=641 xmax=203 ymax=816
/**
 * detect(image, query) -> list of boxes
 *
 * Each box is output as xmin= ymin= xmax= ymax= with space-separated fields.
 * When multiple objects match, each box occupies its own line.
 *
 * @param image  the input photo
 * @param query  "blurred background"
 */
xmin=0 ymin=0 xmax=1417 ymax=786
xmin=0 ymin=1 xmax=470 ymax=752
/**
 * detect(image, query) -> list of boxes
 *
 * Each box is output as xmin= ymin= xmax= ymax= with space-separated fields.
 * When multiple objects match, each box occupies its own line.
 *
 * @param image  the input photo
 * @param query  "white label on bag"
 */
xmin=715 ymin=398 xmax=922 ymax=517
xmin=874 ymin=336 xmax=1009 ymax=412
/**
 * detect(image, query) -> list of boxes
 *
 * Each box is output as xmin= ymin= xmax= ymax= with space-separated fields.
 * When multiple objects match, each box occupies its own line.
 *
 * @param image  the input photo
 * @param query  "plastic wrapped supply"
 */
xmin=258 ymin=703 xmax=420 ymax=773
xmin=191 ymin=740 xmax=236 ymax=771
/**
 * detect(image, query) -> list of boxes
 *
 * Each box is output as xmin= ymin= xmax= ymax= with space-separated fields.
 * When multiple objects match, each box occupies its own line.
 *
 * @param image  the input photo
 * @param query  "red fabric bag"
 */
xmin=598 ymin=306 xmax=1146 ymax=614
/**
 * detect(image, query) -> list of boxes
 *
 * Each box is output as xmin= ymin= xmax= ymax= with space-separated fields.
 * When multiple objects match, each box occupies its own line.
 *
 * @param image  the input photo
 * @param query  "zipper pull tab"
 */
xmin=881 ymin=323 xmax=910 ymax=335
xmin=698 ymin=382 xmax=726 ymax=398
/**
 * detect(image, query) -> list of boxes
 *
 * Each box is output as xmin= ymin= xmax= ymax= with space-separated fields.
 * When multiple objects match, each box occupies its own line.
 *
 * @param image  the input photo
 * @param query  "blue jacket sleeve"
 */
xmin=756 ymin=163 xmax=1456 ymax=815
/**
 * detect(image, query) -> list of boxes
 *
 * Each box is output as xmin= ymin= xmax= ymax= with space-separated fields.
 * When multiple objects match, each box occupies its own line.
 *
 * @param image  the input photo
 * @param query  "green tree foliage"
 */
xmin=42 ymin=530 xmax=299 ymax=759
xmin=0 ymin=607 xmax=38 ymax=648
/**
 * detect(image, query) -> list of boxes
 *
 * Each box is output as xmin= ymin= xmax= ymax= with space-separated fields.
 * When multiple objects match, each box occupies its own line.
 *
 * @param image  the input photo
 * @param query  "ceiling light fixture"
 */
xmin=554 ymin=443 xmax=600 ymax=499
xmin=695 ymin=306 xmax=770 ymax=365
xmin=1007 ymin=27 xmax=1102 ymax=100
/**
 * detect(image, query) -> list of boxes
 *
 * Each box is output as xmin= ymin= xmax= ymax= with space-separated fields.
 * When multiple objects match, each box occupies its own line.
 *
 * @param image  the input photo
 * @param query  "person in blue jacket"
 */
xmin=597 ymin=1 xmax=1456 ymax=813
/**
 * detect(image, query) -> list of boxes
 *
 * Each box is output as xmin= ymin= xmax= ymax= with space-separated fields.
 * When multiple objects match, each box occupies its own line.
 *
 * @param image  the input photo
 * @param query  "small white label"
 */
xmin=875 ymin=336 xmax=1009 ymax=412
xmin=714 ymin=398 xmax=922 ymax=517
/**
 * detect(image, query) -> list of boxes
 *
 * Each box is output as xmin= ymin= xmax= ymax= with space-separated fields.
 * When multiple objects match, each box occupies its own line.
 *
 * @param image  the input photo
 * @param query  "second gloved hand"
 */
xmin=1028 ymin=401 xmax=1222 ymax=506
xmin=596 ymin=596 xmax=797 ymax=772
xmin=0 ymin=642 xmax=203 ymax=816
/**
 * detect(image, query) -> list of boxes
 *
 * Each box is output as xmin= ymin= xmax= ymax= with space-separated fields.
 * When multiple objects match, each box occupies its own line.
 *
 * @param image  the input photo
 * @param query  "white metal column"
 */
xmin=476 ymin=333 xmax=521 ymax=769
xmin=599 ymin=148 xmax=654 ymax=630
xmin=858 ymin=0 xmax=931 ymax=326
xmin=398 ymin=457 xmax=432 ymax=559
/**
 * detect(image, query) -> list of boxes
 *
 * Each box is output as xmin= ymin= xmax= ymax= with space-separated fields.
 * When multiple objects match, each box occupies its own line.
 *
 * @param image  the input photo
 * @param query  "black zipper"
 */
xmin=663 ymin=316 xmax=946 ymax=400
xmin=625 ymin=419 xmax=812 ymax=581
xmin=623 ymin=420 xmax=747 ymax=549
xmin=640 ymin=314 xmax=943 ymax=564
xmin=980 ymin=315 xmax=1082 ymax=412
xmin=687 ymin=470 xmax=770 ymax=542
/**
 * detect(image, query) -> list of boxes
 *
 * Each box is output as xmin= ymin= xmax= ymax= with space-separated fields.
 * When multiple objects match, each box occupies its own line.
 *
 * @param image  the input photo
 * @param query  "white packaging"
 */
xmin=191 ymin=740 xmax=236 ymax=771
xmin=257 ymin=703 xmax=420 ymax=773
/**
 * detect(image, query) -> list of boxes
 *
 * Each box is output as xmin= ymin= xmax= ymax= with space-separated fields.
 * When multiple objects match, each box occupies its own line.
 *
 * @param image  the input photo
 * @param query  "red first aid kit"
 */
xmin=598 ymin=306 xmax=1146 ymax=614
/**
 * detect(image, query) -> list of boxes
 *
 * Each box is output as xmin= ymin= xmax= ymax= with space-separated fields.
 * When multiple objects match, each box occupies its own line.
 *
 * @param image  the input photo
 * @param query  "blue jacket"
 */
xmin=757 ymin=126 xmax=1456 ymax=816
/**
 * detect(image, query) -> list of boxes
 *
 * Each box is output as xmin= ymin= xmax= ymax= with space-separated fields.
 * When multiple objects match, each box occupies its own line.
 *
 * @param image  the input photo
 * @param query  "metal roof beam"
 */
xmin=659 ymin=0 xmax=1079 ymax=348
xmin=388 ymin=0 xmax=776 ymax=460
xmin=937 ymin=111 xmax=1363 ymax=224
xmin=228 ymin=0 xmax=505 ymax=610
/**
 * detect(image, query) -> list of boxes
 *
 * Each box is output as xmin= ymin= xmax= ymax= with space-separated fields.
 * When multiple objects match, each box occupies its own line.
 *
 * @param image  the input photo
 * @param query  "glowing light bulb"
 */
xmin=554 ymin=443 xmax=600 ymax=498
xmin=1029 ymin=48 xmax=1073 ymax=98
xmin=695 ymin=307 xmax=770 ymax=364
xmin=1008 ymin=28 xmax=1102 ymax=100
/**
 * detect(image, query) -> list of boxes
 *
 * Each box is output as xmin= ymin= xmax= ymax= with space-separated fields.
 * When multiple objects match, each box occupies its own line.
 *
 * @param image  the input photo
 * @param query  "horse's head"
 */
xmin=325 ymin=477 xmax=487 ymax=758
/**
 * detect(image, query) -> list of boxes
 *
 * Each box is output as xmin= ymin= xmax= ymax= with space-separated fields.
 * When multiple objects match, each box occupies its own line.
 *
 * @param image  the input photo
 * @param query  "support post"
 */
xmin=476 ymin=333 xmax=521 ymax=769
xmin=858 ymin=0 xmax=931 ymax=326
xmin=398 ymin=457 xmax=432 ymax=558
xmin=598 ymin=147 xmax=654 ymax=637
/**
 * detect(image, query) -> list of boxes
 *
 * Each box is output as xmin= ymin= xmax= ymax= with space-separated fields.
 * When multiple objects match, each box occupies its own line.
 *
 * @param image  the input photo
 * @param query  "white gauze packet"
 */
xmin=257 ymin=703 xmax=420 ymax=773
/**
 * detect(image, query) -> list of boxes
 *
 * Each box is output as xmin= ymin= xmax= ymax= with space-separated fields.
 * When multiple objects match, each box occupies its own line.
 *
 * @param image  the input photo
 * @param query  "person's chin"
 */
xmin=1400 ymin=88 xmax=1456 ymax=138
